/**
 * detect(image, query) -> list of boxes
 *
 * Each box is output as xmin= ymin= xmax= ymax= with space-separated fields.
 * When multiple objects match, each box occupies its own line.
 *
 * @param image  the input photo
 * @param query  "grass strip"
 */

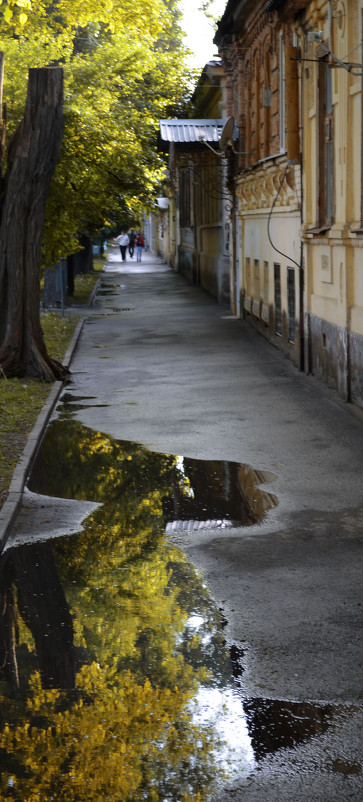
xmin=0 ymin=266 xmax=102 ymax=509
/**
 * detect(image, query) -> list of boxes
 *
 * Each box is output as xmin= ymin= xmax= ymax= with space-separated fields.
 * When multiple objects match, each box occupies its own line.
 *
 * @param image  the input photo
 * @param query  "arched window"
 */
xmin=252 ymin=51 xmax=260 ymax=162
xmin=245 ymin=60 xmax=252 ymax=166
xmin=279 ymin=30 xmax=286 ymax=153
xmin=263 ymin=38 xmax=271 ymax=158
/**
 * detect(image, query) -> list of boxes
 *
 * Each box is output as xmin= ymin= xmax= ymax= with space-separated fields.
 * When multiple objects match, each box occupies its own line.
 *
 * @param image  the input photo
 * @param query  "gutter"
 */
xmin=0 ymin=317 xmax=86 ymax=553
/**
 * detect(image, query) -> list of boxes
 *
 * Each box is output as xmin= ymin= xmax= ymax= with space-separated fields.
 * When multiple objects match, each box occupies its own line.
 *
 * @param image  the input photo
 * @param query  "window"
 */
xmin=318 ymin=57 xmax=334 ymax=226
xmin=180 ymin=168 xmax=191 ymax=227
xmin=252 ymin=52 xmax=260 ymax=162
xmin=224 ymin=222 xmax=230 ymax=254
xmin=287 ymin=267 xmax=296 ymax=343
xmin=246 ymin=257 xmax=251 ymax=294
xmin=254 ymin=259 xmax=260 ymax=298
xmin=279 ymin=31 xmax=285 ymax=153
xmin=246 ymin=62 xmax=252 ymax=166
xmin=264 ymin=261 xmax=269 ymax=302
xmin=263 ymin=40 xmax=271 ymax=158
xmin=274 ymin=263 xmax=282 ymax=335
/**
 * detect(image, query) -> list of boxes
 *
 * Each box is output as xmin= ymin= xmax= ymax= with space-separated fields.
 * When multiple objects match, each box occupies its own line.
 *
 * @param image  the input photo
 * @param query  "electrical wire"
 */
xmin=267 ymin=163 xmax=302 ymax=270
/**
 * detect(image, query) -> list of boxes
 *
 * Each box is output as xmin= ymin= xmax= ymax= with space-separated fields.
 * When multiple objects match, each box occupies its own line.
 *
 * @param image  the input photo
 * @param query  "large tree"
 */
xmin=0 ymin=0 xmax=192 ymax=378
xmin=0 ymin=65 xmax=67 ymax=380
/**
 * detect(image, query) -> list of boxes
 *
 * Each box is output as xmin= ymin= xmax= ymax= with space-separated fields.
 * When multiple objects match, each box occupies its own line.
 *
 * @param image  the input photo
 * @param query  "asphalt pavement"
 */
xmin=9 ymin=246 xmax=363 ymax=799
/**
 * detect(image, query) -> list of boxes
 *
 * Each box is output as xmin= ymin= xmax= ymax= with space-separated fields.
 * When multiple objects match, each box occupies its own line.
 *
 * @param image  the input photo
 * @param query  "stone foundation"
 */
xmin=308 ymin=315 xmax=348 ymax=400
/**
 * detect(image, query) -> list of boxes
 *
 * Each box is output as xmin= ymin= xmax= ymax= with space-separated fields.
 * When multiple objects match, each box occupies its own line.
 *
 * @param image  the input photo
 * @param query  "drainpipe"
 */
xmin=328 ymin=1 xmax=332 ymax=51
xmin=227 ymin=149 xmax=238 ymax=315
xmin=286 ymin=44 xmax=304 ymax=371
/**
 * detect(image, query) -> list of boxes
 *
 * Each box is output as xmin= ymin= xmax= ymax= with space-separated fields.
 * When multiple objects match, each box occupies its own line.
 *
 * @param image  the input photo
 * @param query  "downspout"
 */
xmin=285 ymin=44 xmax=304 ymax=371
xmin=299 ymin=173 xmax=304 ymax=372
xmin=229 ymin=151 xmax=238 ymax=315
xmin=328 ymin=1 xmax=332 ymax=51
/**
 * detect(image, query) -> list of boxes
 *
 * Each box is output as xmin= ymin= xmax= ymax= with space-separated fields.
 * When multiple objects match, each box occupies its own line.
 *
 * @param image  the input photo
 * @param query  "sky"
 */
xmin=179 ymin=0 xmax=227 ymax=70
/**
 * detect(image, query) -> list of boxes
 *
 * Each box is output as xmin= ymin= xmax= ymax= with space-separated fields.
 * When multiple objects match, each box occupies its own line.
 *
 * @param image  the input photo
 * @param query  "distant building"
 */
xmin=158 ymin=61 xmax=233 ymax=305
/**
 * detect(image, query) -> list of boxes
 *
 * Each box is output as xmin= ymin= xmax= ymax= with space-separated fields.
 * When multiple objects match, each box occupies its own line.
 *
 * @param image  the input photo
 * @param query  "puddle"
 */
xmin=1 ymin=417 xmax=359 ymax=798
xmin=59 ymin=393 xmax=109 ymax=412
xmin=27 ymin=417 xmax=277 ymax=530
xmin=243 ymin=698 xmax=337 ymax=760
xmin=332 ymin=758 xmax=361 ymax=776
xmin=0 ymin=418 xmax=258 ymax=799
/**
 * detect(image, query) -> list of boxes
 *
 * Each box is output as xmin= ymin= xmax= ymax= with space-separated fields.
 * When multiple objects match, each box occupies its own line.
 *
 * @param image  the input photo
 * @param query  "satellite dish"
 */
xmin=219 ymin=116 xmax=236 ymax=151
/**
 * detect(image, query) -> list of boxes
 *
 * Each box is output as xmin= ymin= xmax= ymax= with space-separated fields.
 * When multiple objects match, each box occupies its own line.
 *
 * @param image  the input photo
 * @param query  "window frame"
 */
xmin=287 ymin=266 xmax=296 ymax=343
xmin=274 ymin=262 xmax=282 ymax=335
xmin=180 ymin=167 xmax=191 ymax=228
xmin=317 ymin=56 xmax=334 ymax=227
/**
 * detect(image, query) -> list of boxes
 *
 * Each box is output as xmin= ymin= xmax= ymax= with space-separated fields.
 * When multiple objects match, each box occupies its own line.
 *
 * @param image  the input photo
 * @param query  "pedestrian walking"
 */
xmin=115 ymin=231 xmax=129 ymax=261
xmin=136 ymin=232 xmax=145 ymax=262
xmin=128 ymin=229 xmax=136 ymax=259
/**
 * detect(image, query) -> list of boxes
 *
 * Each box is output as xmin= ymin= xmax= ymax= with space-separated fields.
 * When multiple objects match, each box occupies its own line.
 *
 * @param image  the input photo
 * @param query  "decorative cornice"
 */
xmin=236 ymin=159 xmax=301 ymax=211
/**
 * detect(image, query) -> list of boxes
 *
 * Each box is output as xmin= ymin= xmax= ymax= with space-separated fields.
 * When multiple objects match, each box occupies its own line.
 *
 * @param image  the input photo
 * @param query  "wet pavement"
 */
xmin=1 ymin=247 xmax=363 ymax=799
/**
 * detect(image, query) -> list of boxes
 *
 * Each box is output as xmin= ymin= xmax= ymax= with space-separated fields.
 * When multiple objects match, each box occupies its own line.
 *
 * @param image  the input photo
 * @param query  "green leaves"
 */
xmin=0 ymin=0 xmax=193 ymax=261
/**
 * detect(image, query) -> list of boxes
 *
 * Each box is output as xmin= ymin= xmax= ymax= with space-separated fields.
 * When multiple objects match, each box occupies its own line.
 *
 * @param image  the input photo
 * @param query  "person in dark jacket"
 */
xmin=128 ymin=229 xmax=136 ymax=259
xmin=136 ymin=232 xmax=145 ymax=262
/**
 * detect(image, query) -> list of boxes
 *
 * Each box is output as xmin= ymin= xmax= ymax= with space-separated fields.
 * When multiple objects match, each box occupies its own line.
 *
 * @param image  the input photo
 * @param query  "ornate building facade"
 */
xmin=215 ymin=0 xmax=363 ymax=407
xmin=215 ymin=1 xmax=304 ymax=365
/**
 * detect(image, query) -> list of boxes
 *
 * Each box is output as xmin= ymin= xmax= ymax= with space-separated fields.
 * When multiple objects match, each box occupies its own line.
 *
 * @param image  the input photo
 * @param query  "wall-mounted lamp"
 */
xmin=156 ymin=197 xmax=170 ymax=210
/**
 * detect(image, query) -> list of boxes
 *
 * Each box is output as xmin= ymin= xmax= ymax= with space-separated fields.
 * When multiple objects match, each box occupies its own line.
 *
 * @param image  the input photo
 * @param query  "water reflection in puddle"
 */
xmin=0 ymin=418 xmax=257 ymax=799
xmin=0 ymin=415 xmax=356 ymax=799
xmin=27 ymin=415 xmax=278 ymax=531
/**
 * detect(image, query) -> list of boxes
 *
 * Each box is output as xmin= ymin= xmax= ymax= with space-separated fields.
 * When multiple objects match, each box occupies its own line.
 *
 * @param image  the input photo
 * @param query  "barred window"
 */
xmin=180 ymin=168 xmax=191 ymax=227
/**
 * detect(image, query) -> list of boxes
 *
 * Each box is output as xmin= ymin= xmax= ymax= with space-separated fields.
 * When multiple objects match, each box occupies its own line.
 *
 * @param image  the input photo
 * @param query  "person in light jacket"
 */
xmin=115 ymin=231 xmax=129 ymax=262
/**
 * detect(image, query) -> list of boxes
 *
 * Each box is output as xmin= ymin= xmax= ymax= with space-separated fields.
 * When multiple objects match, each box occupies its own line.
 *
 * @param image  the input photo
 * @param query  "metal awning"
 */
xmin=159 ymin=119 xmax=226 ymax=144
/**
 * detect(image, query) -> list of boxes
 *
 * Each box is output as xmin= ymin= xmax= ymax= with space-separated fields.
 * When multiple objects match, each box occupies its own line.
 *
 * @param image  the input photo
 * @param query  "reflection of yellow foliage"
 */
xmin=0 ymin=663 xmax=220 ymax=800
xmin=0 ymin=423 xmax=231 ymax=798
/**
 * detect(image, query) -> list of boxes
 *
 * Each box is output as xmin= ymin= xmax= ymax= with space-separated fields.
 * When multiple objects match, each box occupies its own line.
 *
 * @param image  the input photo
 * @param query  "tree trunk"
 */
xmin=74 ymin=234 xmax=93 ymax=274
xmin=67 ymin=253 xmax=75 ymax=296
xmin=0 ymin=66 xmax=68 ymax=380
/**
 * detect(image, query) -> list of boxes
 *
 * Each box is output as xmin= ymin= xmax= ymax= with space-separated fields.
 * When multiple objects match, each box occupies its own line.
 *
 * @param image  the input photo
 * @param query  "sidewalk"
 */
xmin=65 ymin=247 xmax=363 ymax=687
xmin=105 ymin=245 xmax=170 ymax=273
xmin=3 ymin=246 xmax=363 ymax=799
xmin=0 ymin=248 xmax=168 ymax=549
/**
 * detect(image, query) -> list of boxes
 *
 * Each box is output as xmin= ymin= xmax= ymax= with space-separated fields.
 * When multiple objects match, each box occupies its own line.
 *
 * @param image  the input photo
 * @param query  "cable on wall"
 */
xmin=267 ymin=163 xmax=301 ymax=270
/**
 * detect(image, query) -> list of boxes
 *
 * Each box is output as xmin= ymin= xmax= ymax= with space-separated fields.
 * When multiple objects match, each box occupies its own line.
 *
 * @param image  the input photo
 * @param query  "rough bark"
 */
xmin=0 ymin=66 xmax=68 ymax=380
xmin=0 ymin=52 xmax=5 ymax=178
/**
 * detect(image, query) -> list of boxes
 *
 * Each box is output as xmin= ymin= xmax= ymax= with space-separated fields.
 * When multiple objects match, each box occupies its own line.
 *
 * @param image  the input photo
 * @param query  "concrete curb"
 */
xmin=0 ymin=316 xmax=86 ymax=552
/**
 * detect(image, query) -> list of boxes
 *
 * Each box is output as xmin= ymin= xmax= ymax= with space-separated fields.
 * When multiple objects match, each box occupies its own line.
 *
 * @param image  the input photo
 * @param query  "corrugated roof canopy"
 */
xmin=159 ymin=119 xmax=226 ymax=144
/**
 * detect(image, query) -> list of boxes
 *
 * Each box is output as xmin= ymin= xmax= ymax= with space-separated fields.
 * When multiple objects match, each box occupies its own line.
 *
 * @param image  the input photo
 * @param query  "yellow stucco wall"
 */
xmin=300 ymin=0 xmax=363 ymax=338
